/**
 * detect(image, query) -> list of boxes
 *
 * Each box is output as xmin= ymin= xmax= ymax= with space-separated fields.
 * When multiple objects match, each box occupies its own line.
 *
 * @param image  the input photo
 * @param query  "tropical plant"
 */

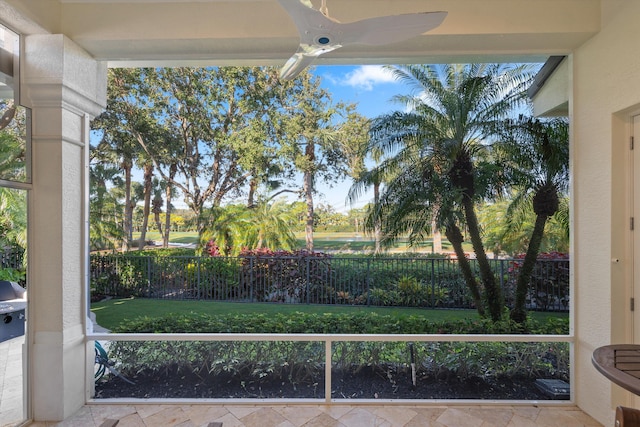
xmin=0 ymin=187 xmax=27 ymax=251
xmin=358 ymin=63 xmax=536 ymax=321
xmin=479 ymin=196 xmax=569 ymax=255
xmin=89 ymin=161 xmax=124 ymax=250
xmin=199 ymin=199 xmax=297 ymax=256
xmin=493 ymin=117 xmax=569 ymax=322
xmin=242 ymin=198 xmax=297 ymax=251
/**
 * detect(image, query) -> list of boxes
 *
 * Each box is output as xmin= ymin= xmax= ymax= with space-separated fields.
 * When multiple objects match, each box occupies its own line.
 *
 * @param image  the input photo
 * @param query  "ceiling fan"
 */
xmin=277 ymin=0 xmax=447 ymax=81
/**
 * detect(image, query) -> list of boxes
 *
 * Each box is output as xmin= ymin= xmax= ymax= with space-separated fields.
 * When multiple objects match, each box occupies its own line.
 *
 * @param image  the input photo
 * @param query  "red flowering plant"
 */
xmin=506 ymin=252 xmax=569 ymax=311
xmin=204 ymin=240 xmax=222 ymax=257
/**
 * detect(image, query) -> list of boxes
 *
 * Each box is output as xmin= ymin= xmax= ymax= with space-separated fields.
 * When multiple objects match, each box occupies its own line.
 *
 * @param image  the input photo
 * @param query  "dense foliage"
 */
xmin=105 ymin=311 xmax=569 ymax=391
xmin=113 ymin=310 xmax=568 ymax=335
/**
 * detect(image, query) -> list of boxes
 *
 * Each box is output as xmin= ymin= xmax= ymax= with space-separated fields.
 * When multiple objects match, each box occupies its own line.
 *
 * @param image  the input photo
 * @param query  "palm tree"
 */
xmin=494 ymin=117 xmax=569 ymax=322
xmin=242 ymin=198 xmax=297 ymax=251
xmin=92 ymin=70 xmax=144 ymax=252
xmin=479 ymin=195 xmax=569 ymax=256
xmin=199 ymin=199 xmax=297 ymax=256
xmin=348 ymin=141 xmax=387 ymax=254
xmin=89 ymin=161 xmax=124 ymax=250
xmin=362 ymin=63 xmax=535 ymax=321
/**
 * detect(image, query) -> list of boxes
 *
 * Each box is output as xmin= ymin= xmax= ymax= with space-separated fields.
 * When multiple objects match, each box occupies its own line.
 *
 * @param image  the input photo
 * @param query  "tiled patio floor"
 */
xmin=26 ymin=403 xmax=603 ymax=426
xmin=0 ymin=335 xmax=24 ymax=427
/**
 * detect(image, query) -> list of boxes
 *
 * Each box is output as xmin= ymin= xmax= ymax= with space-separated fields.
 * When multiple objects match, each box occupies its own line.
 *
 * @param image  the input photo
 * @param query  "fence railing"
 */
xmin=90 ymin=254 xmax=569 ymax=312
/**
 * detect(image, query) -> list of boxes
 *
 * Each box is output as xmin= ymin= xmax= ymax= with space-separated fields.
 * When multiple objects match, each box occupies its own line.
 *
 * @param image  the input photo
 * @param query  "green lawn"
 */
xmin=137 ymin=231 xmax=198 ymax=244
xmin=91 ymin=296 xmax=567 ymax=331
xmin=134 ymin=230 xmax=468 ymax=253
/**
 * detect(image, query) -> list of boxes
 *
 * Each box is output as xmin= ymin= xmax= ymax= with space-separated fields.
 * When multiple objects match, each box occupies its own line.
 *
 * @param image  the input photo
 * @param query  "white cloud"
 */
xmin=341 ymin=65 xmax=397 ymax=90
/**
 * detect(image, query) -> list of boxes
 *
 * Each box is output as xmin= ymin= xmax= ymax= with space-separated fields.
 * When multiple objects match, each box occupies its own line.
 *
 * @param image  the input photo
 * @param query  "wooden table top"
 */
xmin=592 ymin=344 xmax=640 ymax=395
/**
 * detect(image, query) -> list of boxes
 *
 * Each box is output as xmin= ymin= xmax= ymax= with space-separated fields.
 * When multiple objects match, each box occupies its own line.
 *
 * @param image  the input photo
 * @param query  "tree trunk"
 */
xmin=510 ymin=214 xmax=548 ymax=323
xmin=152 ymin=194 xmax=163 ymax=242
xmin=373 ymin=181 xmax=382 ymax=254
xmin=138 ymin=162 xmax=153 ymax=250
xmin=247 ymin=175 xmax=257 ymax=208
xmin=303 ymin=142 xmax=315 ymax=251
xmin=445 ymin=223 xmax=485 ymax=317
xmin=462 ymin=196 xmax=503 ymax=321
xmin=163 ymin=163 xmax=177 ymax=248
xmin=303 ymin=170 xmax=314 ymax=251
xmin=510 ymin=182 xmax=555 ymax=323
xmin=431 ymin=217 xmax=442 ymax=254
xmin=121 ymin=161 xmax=132 ymax=252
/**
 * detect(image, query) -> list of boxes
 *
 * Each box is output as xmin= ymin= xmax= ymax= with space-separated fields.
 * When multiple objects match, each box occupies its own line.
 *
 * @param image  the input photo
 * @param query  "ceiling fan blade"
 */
xmin=0 ymin=106 xmax=16 ymax=131
xmin=341 ymin=11 xmax=447 ymax=45
xmin=277 ymin=0 xmax=343 ymax=80
xmin=279 ymin=49 xmax=320 ymax=81
xmin=277 ymin=0 xmax=339 ymax=44
xmin=277 ymin=1 xmax=447 ymax=80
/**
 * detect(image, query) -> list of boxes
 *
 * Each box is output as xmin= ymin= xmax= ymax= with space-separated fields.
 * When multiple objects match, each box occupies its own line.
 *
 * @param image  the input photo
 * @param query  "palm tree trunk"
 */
xmin=121 ymin=161 xmax=132 ymax=252
xmin=431 ymin=218 xmax=442 ymax=253
xmin=247 ymin=175 xmax=257 ymax=208
xmin=445 ymin=222 xmax=485 ymax=317
xmin=462 ymin=197 xmax=504 ymax=321
xmin=303 ymin=170 xmax=314 ymax=251
xmin=373 ymin=181 xmax=381 ymax=254
xmin=152 ymin=199 xmax=163 ymax=239
xmin=303 ymin=142 xmax=315 ymax=251
xmin=163 ymin=163 xmax=177 ymax=248
xmin=510 ymin=213 xmax=548 ymax=323
xmin=138 ymin=162 xmax=153 ymax=250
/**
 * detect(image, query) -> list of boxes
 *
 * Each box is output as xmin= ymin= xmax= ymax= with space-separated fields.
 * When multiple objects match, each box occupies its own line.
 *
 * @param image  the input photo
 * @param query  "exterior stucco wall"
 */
xmin=22 ymin=34 xmax=106 ymax=421
xmin=573 ymin=1 xmax=640 ymax=424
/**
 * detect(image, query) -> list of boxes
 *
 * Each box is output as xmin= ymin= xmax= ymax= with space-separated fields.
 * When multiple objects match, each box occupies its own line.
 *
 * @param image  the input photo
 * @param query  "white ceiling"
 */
xmin=1 ymin=0 xmax=604 ymax=67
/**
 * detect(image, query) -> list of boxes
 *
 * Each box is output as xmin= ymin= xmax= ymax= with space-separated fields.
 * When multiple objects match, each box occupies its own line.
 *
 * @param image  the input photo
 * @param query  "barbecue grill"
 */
xmin=0 ymin=280 xmax=26 ymax=342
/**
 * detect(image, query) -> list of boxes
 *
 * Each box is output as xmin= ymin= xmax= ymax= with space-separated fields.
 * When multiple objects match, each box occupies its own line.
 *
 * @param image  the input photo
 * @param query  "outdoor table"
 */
xmin=592 ymin=344 xmax=640 ymax=395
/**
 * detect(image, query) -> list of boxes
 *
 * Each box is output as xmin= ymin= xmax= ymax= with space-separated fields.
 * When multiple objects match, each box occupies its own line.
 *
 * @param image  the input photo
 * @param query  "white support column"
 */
xmin=21 ymin=34 xmax=106 ymax=421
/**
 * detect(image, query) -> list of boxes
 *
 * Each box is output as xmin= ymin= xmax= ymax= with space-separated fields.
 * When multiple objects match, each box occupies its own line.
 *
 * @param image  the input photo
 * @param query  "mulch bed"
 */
xmin=95 ymin=365 xmax=558 ymax=400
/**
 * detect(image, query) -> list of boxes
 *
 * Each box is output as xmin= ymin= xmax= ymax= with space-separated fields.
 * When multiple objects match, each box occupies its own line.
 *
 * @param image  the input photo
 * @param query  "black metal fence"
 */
xmin=90 ymin=254 xmax=570 ymax=312
xmin=1 ymin=247 xmax=23 ymax=270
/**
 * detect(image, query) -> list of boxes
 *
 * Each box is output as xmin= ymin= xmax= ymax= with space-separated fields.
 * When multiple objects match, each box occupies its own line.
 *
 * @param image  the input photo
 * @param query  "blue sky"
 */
xmin=305 ymin=64 xmax=408 ymax=213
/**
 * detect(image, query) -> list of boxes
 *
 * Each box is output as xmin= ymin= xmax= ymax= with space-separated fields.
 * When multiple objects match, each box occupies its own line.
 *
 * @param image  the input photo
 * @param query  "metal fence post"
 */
xmin=147 ymin=256 xmax=152 ymax=298
xmin=249 ymin=257 xmax=254 ymax=302
xmin=197 ymin=257 xmax=202 ymax=299
xmin=430 ymin=258 xmax=435 ymax=307
xmin=499 ymin=259 xmax=505 ymax=302
xmin=366 ymin=258 xmax=371 ymax=306
xmin=306 ymin=256 xmax=310 ymax=305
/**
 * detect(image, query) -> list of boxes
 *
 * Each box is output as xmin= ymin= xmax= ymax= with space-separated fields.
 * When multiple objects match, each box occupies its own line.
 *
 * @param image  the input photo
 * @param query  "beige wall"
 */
xmin=573 ymin=0 xmax=640 ymax=423
xmin=22 ymin=34 xmax=106 ymax=421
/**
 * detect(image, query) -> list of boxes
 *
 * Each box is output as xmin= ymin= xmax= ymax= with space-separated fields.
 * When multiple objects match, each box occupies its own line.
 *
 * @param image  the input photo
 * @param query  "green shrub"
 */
xmin=112 ymin=311 xmax=568 ymax=335
xmin=0 ymin=267 xmax=25 ymax=283
xmin=106 ymin=312 xmax=569 ymax=388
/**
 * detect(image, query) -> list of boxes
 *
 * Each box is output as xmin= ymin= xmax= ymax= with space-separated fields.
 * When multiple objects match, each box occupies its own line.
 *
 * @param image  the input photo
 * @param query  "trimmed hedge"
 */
xmin=113 ymin=311 xmax=568 ymax=335
xmin=105 ymin=312 xmax=569 ymax=388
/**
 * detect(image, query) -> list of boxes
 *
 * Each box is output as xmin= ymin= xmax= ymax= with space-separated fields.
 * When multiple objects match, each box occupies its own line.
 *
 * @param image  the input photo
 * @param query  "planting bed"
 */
xmin=95 ymin=365 xmax=555 ymax=400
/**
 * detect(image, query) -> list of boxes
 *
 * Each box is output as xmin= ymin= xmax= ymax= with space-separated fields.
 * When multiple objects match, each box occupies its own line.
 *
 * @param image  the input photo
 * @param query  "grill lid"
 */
xmin=0 ymin=281 xmax=26 ymax=302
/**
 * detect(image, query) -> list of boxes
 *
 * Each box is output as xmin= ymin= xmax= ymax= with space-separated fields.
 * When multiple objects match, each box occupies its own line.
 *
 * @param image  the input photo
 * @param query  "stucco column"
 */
xmin=21 ymin=34 xmax=106 ymax=421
